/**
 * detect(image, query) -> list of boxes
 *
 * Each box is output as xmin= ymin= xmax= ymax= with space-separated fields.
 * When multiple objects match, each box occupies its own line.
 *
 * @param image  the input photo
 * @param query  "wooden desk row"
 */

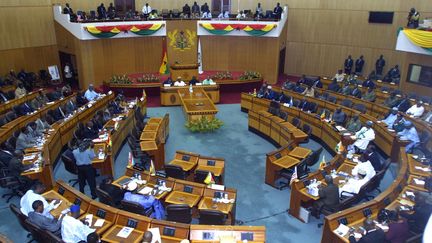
xmin=139 ymin=114 xmax=170 ymax=171
xmin=320 ymin=150 xmax=431 ymax=243
xmin=117 ymin=168 xmax=236 ymax=225
xmin=0 ymin=89 xmax=42 ymax=116
xmin=168 ymin=150 xmax=226 ymax=184
xmin=243 ymin=91 xmax=409 ymax=162
xmin=19 ymin=94 xmax=116 ymax=189
xmin=44 ymin=180 xmax=263 ymax=243
xmin=160 ymin=85 xmax=220 ymax=106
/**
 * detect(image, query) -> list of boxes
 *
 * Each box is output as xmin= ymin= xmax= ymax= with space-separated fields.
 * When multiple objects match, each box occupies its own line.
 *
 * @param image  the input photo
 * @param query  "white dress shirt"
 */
xmin=61 ymin=215 xmax=95 ymax=243
xmin=142 ymin=5 xmax=152 ymax=14
xmin=84 ymin=89 xmax=100 ymax=101
xmin=334 ymin=73 xmax=345 ymax=82
xmin=406 ymin=104 xmax=425 ymax=118
xmin=351 ymin=161 xmax=376 ymax=181
xmin=339 ymin=177 xmax=369 ymax=195
xmin=202 ymin=12 xmax=212 ymax=18
xmin=353 ymin=127 xmax=375 ymax=150
xmin=174 ymin=81 xmax=186 ymax=86
xmin=20 ymin=190 xmax=53 ymax=217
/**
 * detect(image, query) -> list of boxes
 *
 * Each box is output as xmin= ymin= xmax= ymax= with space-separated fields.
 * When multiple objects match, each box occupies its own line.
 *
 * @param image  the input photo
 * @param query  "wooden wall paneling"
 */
xmin=51 ymin=0 xmax=112 ymax=13
xmin=0 ymin=6 xmax=56 ymax=50
xmin=400 ymin=53 xmax=432 ymax=96
xmin=0 ymin=0 xmax=51 ymax=7
xmin=0 ymin=45 xmax=60 ymax=75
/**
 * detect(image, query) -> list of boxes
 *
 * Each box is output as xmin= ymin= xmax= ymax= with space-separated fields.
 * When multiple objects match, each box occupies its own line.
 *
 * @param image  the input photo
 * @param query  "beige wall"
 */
xmin=284 ymin=0 xmax=432 ymax=88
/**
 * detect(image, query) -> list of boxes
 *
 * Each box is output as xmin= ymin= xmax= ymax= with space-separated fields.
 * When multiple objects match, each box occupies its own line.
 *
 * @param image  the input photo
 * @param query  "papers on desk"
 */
xmin=388 ymin=129 xmax=395 ymax=132
xmin=399 ymin=198 xmax=414 ymax=207
xmin=148 ymin=228 xmax=162 ymax=243
xmin=117 ymin=227 xmax=133 ymax=238
xmin=350 ymin=135 xmax=357 ymax=140
xmin=335 ymin=126 xmax=346 ymax=132
xmin=352 ymin=157 xmax=359 ymax=163
xmin=163 ymin=84 xmax=171 ymax=87
xmin=334 ymin=224 xmax=350 ymax=237
xmin=138 ymin=186 xmax=153 ymax=195
xmin=94 ymin=218 xmax=105 ymax=227
xmin=85 ymin=214 xmax=93 ymax=226
xmin=51 ymin=200 xmax=63 ymax=209
xmin=415 ymin=166 xmax=431 ymax=172
xmin=47 ymin=102 xmax=54 ymax=105
xmin=413 ymin=178 xmax=425 ymax=185
xmin=343 ymin=132 xmax=352 ymax=136
xmin=405 ymin=191 xmax=415 ymax=197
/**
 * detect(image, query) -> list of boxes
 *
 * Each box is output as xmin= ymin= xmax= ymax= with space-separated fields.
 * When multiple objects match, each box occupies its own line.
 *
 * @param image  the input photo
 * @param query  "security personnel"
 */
xmin=72 ymin=140 xmax=97 ymax=199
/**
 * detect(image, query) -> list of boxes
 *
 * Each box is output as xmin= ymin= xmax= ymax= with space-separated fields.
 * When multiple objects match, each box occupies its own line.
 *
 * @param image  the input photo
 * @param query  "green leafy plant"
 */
xmin=239 ymin=71 xmax=262 ymax=80
xmin=109 ymin=74 xmax=132 ymax=84
xmin=185 ymin=117 xmax=223 ymax=133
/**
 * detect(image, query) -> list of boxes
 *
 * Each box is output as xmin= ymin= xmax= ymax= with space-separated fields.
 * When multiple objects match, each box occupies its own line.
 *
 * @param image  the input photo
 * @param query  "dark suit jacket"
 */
xmin=400 ymin=203 xmax=432 ymax=232
xmin=397 ymin=99 xmax=411 ymax=112
xmin=351 ymin=88 xmax=362 ymax=98
xmin=83 ymin=126 xmax=98 ymax=139
xmin=299 ymin=100 xmax=310 ymax=111
xmin=367 ymin=152 xmax=382 ymax=171
xmin=28 ymin=211 xmax=62 ymax=234
xmin=349 ymin=229 xmax=385 ymax=243
xmin=100 ymin=184 xmax=125 ymax=205
xmin=8 ymin=157 xmax=32 ymax=177
xmin=318 ymin=184 xmax=339 ymax=208
xmin=19 ymin=103 xmax=33 ymax=115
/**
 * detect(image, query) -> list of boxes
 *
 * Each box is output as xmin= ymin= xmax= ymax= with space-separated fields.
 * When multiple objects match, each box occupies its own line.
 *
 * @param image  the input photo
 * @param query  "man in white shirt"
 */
xmin=174 ymin=77 xmax=186 ymax=86
xmin=339 ymin=168 xmax=370 ymax=195
xmin=397 ymin=121 xmax=420 ymax=152
xmin=406 ymin=101 xmax=425 ymax=118
xmin=351 ymin=121 xmax=375 ymax=152
xmin=334 ymin=69 xmax=345 ymax=82
xmin=202 ymin=76 xmax=215 ymax=85
xmin=380 ymin=107 xmax=399 ymax=127
xmin=84 ymin=84 xmax=100 ymax=101
xmin=218 ymin=11 xmax=229 ymax=19
xmin=61 ymin=205 xmax=95 ymax=243
xmin=142 ymin=3 xmax=152 ymax=15
xmin=236 ymin=11 xmax=246 ymax=19
xmin=351 ymin=157 xmax=376 ymax=181
xmin=21 ymin=182 xmax=57 ymax=218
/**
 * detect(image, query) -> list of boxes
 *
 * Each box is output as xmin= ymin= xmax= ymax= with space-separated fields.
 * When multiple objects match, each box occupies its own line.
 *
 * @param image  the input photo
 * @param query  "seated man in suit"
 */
xmin=393 ymin=94 xmax=411 ymax=112
xmin=350 ymin=84 xmax=362 ymax=98
xmin=332 ymin=108 xmax=346 ymax=126
xmin=340 ymin=82 xmax=352 ymax=96
xmin=328 ymin=78 xmax=340 ymax=92
xmin=380 ymin=107 xmax=399 ymax=127
xmin=363 ymin=145 xmax=382 ymax=172
xmin=16 ymin=127 xmax=36 ymax=151
xmin=362 ymin=87 xmax=376 ymax=102
xmin=346 ymin=114 xmax=362 ymax=133
xmin=61 ymin=205 xmax=95 ymax=243
xmin=383 ymin=65 xmax=400 ymax=83
xmin=298 ymin=99 xmax=313 ymax=112
xmin=99 ymin=177 xmax=125 ymax=206
xmin=399 ymin=192 xmax=432 ymax=233
xmin=263 ymin=86 xmax=277 ymax=100
xmin=50 ymin=87 xmax=63 ymax=101
xmin=18 ymin=102 xmax=34 ymax=115
xmin=83 ymin=121 xmax=99 ymax=139
xmin=0 ymin=90 xmax=8 ymax=103
xmin=348 ymin=218 xmax=385 ymax=243
xmin=163 ymin=77 xmax=173 ymax=86
xmin=292 ymin=82 xmax=305 ymax=93
xmin=397 ymin=121 xmax=420 ymax=153
xmin=76 ymin=91 xmax=88 ymax=107
xmin=28 ymin=200 xmax=64 ymax=237
xmin=362 ymin=78 xmax=375 ymax=89
xmin=311 ymin=175 xmax=339 ymax=219
xmin=35 ymin=116 xmax=51 ymax=133
xmin=7 ymin=150 xmax=32 ymax=178
xmin=27 ymin=122 xmax=42 ymax=137
xmin=382 ymin=92 xmax=400 ymax=108
xmin=189 ymin=76 xmax=199 ymax=85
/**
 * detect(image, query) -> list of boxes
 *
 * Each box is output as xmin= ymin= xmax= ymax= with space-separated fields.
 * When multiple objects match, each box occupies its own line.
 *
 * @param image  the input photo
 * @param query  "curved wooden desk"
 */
xmin=0 ymin=89 xmax=42 ymax=116
xmin=160 ymin=85 xmax=220 ymax=106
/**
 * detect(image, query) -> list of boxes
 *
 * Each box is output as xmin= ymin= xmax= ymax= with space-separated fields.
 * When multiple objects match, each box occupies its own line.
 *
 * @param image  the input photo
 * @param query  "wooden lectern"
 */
xmin=170 ymin=63 xmax=199 ymax=81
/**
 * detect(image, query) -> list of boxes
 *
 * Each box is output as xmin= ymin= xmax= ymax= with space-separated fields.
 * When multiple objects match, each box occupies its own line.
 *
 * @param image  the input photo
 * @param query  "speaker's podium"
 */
xmin=170 ymin=63 xmax=199 ymax=81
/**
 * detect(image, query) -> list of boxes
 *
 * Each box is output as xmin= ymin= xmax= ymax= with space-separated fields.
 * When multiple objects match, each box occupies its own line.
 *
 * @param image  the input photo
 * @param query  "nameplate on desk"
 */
xmin=183 ymin=185 xmax=193 ymax=193
xmin=241 ymin=232 xmax=254 ymax=241
xmin=126 ymin=218 xmax=138 ymax=228
xmin=383 ymin=197 xmax=391 ymax=206
xmin=156 ymin=171 xmax=167 ymax=178
xmin=163 ymin=227 xmax=176 ymax=236
xmin=202 ymin=232 xmax=215 ymax=240
xmin=274 ymin=152 xmax=282 ymax=159
xmin=57 ymin=187 xmax=65 ymax=195
xmin=182 ymin=155 xmax=191 ymax=161
xmin=214 ymin=191 xmax=223 ymax=199
xmin=156 ymin=178 xmax=166 ymax=186
xmin=207 ymin=160 xmax=216 ymax=166
xmin=96 ymin=209 xmax=106 ymax=219
xmin=337 ymin=217 xmax=348 ymax=225
xmin=163 ymin=84 xmax=171 ymax=87
xmin=362 ymin=208 xmax=372 ymax=217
